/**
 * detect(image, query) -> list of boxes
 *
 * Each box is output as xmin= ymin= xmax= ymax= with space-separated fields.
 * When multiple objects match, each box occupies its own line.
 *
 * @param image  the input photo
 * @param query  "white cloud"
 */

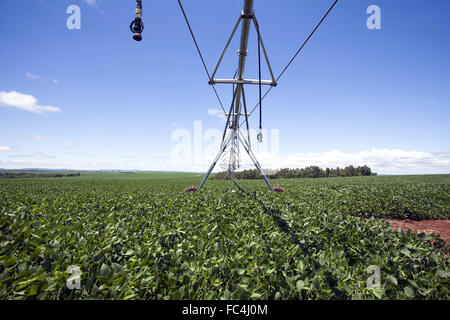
xmin=26 ymin=73 xmax=40 ymax=81
xmin=6 ymin=152 xmax=56 ymax=160
xmin=63 ymin=143 xmax=81 ymax=150
xmin=208 ymin=108 xmax=226 ymax=119
xmin=0 ymin=91 xmax=61 ymax=114
xmin=25 ymin=73 xmax=59 ymax=84
xmin=0 ymin=145 xmax=448 ymax=175
xmin=0 ymin=146 xmax=11 ymax=151
xmin=251 ymin=149 xmax=450 ymax=175
xmin=29 ymin=134 xmax=54 ymax=140
xmin=164 ymin=147 xmax=450 ymax=175
xmin=84 ymin=0 xmax=98 ymax=7
xmin=83 ymin=0 xmax=104 ymax=14
xmin=9 ymin=159 xmax=26 ymax=165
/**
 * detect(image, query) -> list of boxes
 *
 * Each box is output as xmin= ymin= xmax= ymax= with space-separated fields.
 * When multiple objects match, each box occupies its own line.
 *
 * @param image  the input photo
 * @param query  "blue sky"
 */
xmin=0 ymin=0 xmax=449 ymax=174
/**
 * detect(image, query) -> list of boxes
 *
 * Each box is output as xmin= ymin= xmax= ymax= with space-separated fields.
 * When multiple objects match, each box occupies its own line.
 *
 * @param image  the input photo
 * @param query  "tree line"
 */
xmin=0 ymin=172 xmax=81 ymax=179
xmin=214 ymin=165 xmax=376 ymax=180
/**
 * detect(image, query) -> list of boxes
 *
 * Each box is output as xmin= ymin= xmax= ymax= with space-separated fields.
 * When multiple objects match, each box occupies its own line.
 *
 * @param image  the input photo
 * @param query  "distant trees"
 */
xmin=214 ymin=169 xmax=260 ymax=180
xmin=0 ymin=172 xmax=81 ymax=179
xmin=214 ymin=165 xmax=376 ymax=180
xmin=67 ymin=173 xmax=81 ymax=177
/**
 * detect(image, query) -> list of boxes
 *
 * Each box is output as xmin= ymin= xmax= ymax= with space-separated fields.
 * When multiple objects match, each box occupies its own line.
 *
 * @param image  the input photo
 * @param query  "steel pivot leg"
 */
xmin=197 ymin=135 xmax=233 ymax=190
xmin=238 ymin=133 xmax=274 ymax=191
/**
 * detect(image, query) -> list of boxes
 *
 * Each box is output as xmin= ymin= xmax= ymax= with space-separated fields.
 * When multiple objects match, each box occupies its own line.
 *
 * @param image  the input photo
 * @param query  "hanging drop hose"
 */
xmin=130 ymin=0 xmax=144 ymax=41
xmin=242 ymin=0 xmax=339 ymax=127
xmin=255 ymin=15 xmax=263 ymax=143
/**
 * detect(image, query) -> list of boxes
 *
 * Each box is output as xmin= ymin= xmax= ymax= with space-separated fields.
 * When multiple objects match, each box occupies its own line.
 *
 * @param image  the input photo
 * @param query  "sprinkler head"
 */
xmin=130 ymin=17 xmax=144 ymax=42
xmin=133 ymin=33 xmax=142 ymax=42
xmin=257 ymin=131 xmax=263 ymax=143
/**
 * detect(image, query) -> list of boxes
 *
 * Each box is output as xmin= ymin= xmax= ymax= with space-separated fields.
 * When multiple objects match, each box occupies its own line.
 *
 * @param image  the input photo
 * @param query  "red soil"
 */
xmin=383 ymin=219 xmax=450 ymax=243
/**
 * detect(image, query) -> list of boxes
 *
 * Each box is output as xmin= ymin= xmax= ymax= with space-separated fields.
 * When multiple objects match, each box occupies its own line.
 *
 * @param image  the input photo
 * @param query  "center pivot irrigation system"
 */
xmin=130 ymin=0 xmax=339 ymax=191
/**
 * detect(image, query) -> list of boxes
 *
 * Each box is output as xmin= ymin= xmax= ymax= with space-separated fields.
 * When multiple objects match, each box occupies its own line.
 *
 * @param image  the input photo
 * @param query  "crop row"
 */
xmin=0 ymin=177 xmax=449 ymax=299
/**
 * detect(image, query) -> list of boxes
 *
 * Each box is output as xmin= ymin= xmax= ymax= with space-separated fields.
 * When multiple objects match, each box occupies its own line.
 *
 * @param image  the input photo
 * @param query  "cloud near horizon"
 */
xmin=0 ymin=91 xmax=61 ymax=114
xmin=0 ymin=148 xmax=449 ymax=175
xmin=251 ymin=149 xmax=450 ymax=175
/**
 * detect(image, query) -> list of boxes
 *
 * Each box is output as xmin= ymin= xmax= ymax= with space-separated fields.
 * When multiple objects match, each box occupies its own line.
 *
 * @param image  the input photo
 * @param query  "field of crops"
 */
xmin=0 ymin=173 xmax=449 ymax=300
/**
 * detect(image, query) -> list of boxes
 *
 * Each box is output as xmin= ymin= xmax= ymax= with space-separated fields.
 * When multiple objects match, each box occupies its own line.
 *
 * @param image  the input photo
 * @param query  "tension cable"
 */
xmin=177 ymin=0 xmax=227 ymax=116
xmin=244 ymin=0 xmax=339 ymax=122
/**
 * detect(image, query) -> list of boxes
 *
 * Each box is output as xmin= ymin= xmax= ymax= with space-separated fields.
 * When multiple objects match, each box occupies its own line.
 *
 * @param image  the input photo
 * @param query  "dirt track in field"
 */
xmin=384 ymin=219 xmax=450 ymax=243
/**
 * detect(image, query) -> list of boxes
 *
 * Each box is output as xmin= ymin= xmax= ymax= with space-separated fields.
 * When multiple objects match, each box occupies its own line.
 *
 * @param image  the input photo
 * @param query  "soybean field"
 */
xmin=0 ymin=173 xmax=449 ymax=300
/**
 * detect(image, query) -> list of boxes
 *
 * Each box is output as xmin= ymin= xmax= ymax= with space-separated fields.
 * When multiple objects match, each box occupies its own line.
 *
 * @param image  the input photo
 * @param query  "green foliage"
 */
xmin=214 ymin=165 xmax=376 ymax=180
xmin=0 ymin=174 xmax=448 ymax=300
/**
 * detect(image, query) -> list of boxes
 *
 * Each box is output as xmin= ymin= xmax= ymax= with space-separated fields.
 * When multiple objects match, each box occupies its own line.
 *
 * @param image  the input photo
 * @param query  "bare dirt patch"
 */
xmin=383 ymin=219 xmax=450 ymax=243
